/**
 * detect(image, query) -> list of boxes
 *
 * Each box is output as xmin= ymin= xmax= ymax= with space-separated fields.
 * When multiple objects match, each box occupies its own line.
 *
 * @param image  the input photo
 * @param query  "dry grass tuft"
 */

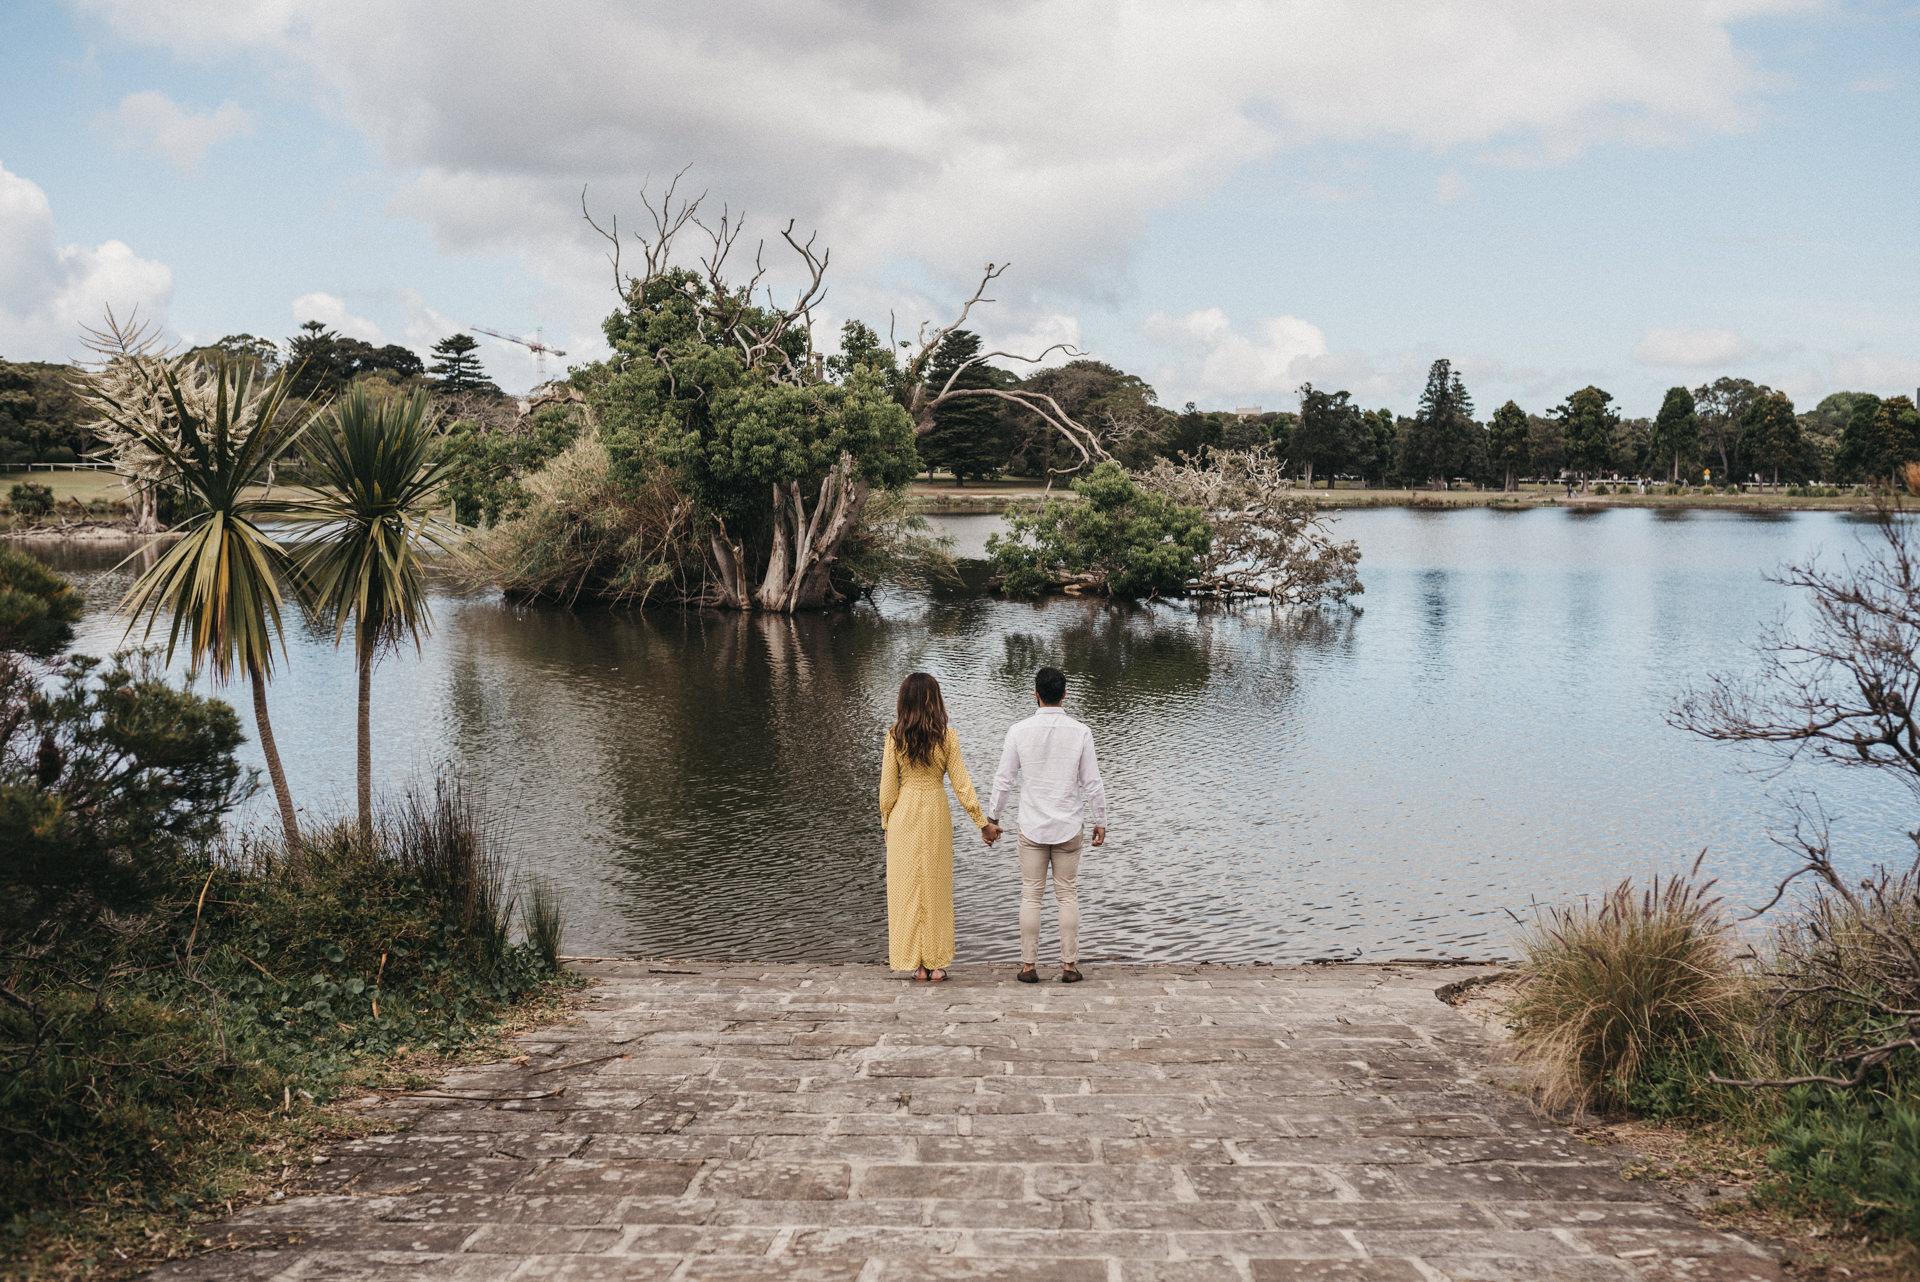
xmin=1507 ymin=867 xmax=1751 ymax=1111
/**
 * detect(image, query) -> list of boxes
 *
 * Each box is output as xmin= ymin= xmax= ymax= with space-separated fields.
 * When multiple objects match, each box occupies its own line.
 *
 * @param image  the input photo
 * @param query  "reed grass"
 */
xmin=520 ymin=877 xmax=564 ymax=973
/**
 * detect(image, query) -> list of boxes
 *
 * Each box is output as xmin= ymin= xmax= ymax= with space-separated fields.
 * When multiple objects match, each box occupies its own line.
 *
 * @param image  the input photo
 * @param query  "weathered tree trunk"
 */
xmin=755 ymin=484 xmax=795 ymax=610
xmin=1302 ymin=461 xmax=1314 ymax=488
xmin=709 ymin=526 xmax=750 ymax=609
xmin=249 ymin=660 xmax=302 ymax=870
xmin=356 ymin=639 xmax=374 ymax=845
xmin=790 ymin=473 xmax=870 ymax=610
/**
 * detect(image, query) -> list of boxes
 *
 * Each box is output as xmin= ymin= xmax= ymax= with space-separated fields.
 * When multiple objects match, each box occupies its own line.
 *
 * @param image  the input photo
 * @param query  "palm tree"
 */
xmin=295 ymin=385 xmax=455 ymax=842
xmin=99 ymin=356 xmax=312 ymax=855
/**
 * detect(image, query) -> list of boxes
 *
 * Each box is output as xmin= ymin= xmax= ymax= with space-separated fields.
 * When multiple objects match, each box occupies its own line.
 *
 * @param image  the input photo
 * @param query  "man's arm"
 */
xmin=1078 ymin=727 xmax=1108 ymax=843
xmin=987 ymin=727 xmax=1021 ymax=827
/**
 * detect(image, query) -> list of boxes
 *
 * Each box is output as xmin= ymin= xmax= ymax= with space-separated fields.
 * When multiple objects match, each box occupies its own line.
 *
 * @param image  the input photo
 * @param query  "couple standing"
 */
xmin=878 ymin=666 xmax=1107 ymax=984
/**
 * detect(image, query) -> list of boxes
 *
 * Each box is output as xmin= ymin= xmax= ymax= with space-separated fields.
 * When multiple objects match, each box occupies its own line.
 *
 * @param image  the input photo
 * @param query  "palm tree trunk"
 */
xmin=249 ymin=659 xmax=301 ymax=866
xmin=356 ymin=639 xmax=374 ymax=844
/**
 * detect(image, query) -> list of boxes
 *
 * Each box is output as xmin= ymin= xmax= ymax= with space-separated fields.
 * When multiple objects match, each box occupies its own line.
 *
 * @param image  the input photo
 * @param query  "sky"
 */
xmin=0 ymin=0 xmax=1915 ymax=417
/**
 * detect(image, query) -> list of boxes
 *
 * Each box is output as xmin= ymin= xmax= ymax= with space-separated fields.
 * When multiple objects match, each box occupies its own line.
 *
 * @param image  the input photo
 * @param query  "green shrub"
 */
xmin=987 ymin=460 xmax=1210 ymax=600
xmin=1507 ymin=871 xmax=1751 ymax=1111
xmin=1762 ymin=1089 xmax=1920 ymax=1239
xmin=0 ymin=786 xmax=563 ymax=1224
xmin=7 ymin=481 xmax=53 ymax=517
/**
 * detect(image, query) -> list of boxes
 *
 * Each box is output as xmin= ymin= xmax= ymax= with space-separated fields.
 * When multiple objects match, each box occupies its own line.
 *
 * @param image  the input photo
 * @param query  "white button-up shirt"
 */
xmin=988 ymin=707 xmax=1107 ymax=845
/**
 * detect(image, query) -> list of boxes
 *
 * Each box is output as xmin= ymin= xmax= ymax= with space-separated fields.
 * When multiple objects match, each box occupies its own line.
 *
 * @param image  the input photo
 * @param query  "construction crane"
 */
xmin=470 ymin=325 xmax=567 ymax=386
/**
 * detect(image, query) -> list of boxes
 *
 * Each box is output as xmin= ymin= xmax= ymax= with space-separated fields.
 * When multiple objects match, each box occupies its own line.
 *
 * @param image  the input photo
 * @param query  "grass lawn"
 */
xmin=0 ymin=468 xmax=127 ymax=504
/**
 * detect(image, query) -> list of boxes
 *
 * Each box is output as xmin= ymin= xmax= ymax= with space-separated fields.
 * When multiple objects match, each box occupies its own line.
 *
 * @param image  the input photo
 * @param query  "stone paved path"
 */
xmin=149 ymin=962 xmax=1783 ymax=1281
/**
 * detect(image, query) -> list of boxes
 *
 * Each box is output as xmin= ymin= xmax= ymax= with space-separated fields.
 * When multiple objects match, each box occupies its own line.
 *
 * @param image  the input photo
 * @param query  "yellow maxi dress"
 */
xmin=879 ymin=725 xmax=988 ymax=971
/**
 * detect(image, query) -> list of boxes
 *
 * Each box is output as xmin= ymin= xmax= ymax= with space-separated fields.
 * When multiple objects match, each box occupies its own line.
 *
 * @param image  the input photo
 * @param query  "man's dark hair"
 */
xmin=1035 ymin=666 xmax=1067 ymax=705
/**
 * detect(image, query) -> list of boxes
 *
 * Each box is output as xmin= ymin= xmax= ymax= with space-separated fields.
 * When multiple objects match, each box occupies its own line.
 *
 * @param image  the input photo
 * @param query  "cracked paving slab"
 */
xmin=141 ymin=962 xmax=1783 ymax=1282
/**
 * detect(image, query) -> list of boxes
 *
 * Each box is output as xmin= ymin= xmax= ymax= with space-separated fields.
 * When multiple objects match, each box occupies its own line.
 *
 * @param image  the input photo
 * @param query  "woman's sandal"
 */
xmin=913 ymin=967 xmax=930 ymax=982
xmin=1016 ymin=964 xmax=1040 ymax=984
xmin=927 ymin=968 xmax=948 ymax=982
xmin=1061 ymin=964 xmax=1084 ymax=984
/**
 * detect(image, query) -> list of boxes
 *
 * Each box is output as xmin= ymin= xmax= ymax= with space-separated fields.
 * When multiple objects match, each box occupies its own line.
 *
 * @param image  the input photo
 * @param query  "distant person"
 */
xmin=984 ymin=666 xmax=1108 ymax=984
xmin=879 ymin=672 xmax=993 ymax=983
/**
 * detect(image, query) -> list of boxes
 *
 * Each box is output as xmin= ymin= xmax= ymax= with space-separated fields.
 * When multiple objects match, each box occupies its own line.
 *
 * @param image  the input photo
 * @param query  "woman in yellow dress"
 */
xmin=880 ymin=672 xmax=993 ymax=982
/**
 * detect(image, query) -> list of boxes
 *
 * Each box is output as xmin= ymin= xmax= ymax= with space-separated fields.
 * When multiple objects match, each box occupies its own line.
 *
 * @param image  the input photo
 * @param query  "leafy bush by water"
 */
xmin=0 ymin=782 xmax=566 ymax=1230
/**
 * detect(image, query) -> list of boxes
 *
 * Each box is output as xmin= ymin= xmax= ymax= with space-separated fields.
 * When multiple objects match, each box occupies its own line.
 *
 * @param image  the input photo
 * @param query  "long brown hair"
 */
xmin=890 ymin=672 xmax=949 ymax=766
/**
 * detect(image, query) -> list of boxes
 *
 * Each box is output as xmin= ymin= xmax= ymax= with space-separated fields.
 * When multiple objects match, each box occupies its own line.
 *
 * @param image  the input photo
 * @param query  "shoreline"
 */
xmin=906 ymin=485 xmax=1885 ymax=517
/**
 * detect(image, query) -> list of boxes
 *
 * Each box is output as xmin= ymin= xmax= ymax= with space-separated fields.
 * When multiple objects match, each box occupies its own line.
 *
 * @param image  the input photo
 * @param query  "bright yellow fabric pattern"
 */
xmin=880 ymin=725 xmax=988 ymax=971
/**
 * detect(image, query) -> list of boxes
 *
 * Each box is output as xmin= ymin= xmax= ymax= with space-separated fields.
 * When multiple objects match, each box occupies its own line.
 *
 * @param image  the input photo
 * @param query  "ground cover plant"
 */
xmin=0 ymin=548 xmax=571 ymax=1277
xmin=1509 ymin=507 xmax=1920 ymax=1253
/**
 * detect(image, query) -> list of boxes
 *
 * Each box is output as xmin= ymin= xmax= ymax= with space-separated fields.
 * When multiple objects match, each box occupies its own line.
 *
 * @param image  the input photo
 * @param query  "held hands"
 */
xmin=981 ymin=822 xmax=1003 ymax=846
xmin=1091 ymin=826 xmax=1106 ymax=847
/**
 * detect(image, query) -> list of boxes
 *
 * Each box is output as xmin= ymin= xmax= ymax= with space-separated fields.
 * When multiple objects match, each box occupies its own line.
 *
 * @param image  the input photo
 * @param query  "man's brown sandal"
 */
xmin=1060 ymin=965 xmax=1083 ymax=984
xmin=1016 ymin=964 xmax=1040 ymax=983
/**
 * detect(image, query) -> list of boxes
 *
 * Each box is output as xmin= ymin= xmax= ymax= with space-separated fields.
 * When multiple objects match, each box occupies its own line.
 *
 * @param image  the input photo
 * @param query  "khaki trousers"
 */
xmin=1017 ymin=831 xmax=1082 ymax=965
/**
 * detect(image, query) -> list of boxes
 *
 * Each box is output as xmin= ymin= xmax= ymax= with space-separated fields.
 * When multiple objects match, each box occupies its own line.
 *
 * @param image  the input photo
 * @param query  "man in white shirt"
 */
xmin=983 ymin=666 xmax=1107 ymax=983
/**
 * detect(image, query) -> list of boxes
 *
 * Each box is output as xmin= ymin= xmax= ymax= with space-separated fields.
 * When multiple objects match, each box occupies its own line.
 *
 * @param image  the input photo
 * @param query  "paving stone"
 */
xmin=1184 ymin=1163 xmax=1343 ymax=1200
xmin=700 ymin=1160 xmax=851 ymax=1200
xmin=511 ymin=1158 xmax=700 ymax=1195
xmin=139 ymin=962 xmax=1782 ymax=1282
xmin=1249 ymin=1261 xmax=1429 ymax=1281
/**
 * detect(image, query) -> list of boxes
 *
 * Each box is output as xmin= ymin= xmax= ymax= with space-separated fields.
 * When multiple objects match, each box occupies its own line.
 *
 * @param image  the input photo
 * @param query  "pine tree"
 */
xmin=1486 ymin=400 xmax=1531 ymax=491
xmin=428 ymin=334 xmax=497 ymax=396
xmin=920 ymin=330 xmax=1006 ymax=484
xmin=1649 ymin=386 xmax=1700 ymax=483
xmin=1404 ymin=359 xmax=1475 ymax=488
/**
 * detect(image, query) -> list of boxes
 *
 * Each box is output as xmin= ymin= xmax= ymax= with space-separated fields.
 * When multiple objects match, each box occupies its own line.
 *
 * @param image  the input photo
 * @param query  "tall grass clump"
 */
xmin=1507 ymin=868 xmax=1752 ymax=1114
xmin=521 ymin=876 xmax=564 ymax=973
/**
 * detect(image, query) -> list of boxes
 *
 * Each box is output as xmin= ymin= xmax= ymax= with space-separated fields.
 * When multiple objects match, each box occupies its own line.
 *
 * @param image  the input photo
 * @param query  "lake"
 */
xmin=32 ymin=506 xmax=1913 ymax=963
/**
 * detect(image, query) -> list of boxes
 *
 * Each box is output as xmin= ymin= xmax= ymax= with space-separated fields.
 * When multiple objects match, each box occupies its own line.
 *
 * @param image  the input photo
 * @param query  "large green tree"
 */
xmin=1292 ymin=384 xmax=1369 ymax=488
xmin=593 ymin=267 xmax=917 ymax=611
xmin=1556 ymin=386 xmax=1619 ymax=487
xmin=1741 ymin=390 xmax=1802 ymax=488
xmin=1693 ymin=376 xmax=1762 ymax=484
xmin=287 ymin=322 xmax=426 ymax=399
xmin=919 ymin=330 xmax=1008 ymax=483
xmin=1649 ymin=386 xmax=1700 ymax=483
xmin=1402 ymin=360 xmax=1476 ymax=488
xmin=1013 ymin=360 xmax=1167 ymax=471
xmin=1871 ymin=395 xmax=1920 ymax=490
xmin=1487 ymin=400 xmax=1531 ymax=491
xmin=1832 ymin=395 xmax=1882 ymax=484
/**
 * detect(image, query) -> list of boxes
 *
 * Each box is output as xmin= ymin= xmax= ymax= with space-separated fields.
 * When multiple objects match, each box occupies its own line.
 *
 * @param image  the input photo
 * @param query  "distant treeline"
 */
xmin=0 ymin=321 xmax=509 ymax=466
xmin=916 ymin=347 xmax=1920 ymax=491
xmin=8 ymin=322 xmax=1913 ymax=494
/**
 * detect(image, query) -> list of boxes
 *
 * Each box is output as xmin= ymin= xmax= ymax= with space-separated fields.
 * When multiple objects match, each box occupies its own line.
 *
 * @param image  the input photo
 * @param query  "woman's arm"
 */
xmin=879 ymin=732 xmax=900 ymax=830
xmin=945 ymin=728 xmax=989 ymax=829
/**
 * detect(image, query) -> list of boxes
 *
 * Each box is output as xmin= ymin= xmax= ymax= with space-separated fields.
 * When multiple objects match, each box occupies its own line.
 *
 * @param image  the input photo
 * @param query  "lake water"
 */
xmin=33 ymin=507 xmax=1913 ymax=963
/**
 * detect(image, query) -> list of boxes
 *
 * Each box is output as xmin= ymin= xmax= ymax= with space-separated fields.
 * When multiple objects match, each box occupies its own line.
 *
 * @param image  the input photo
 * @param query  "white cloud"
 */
xmin=1145 ymin=308 xmax=1331 ymax=405
xmin=1632 ymin=326 xmax=1755 ymax=367
xmin=101 ymin=91 xmax=253 ymax=175
xmin=291 ymin=292 xmax=385 ymax=343
xmin=73 ymin=0 xmax=1816 ymax=314
xmin=0 ymin=160 xmax=172 ymax=362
